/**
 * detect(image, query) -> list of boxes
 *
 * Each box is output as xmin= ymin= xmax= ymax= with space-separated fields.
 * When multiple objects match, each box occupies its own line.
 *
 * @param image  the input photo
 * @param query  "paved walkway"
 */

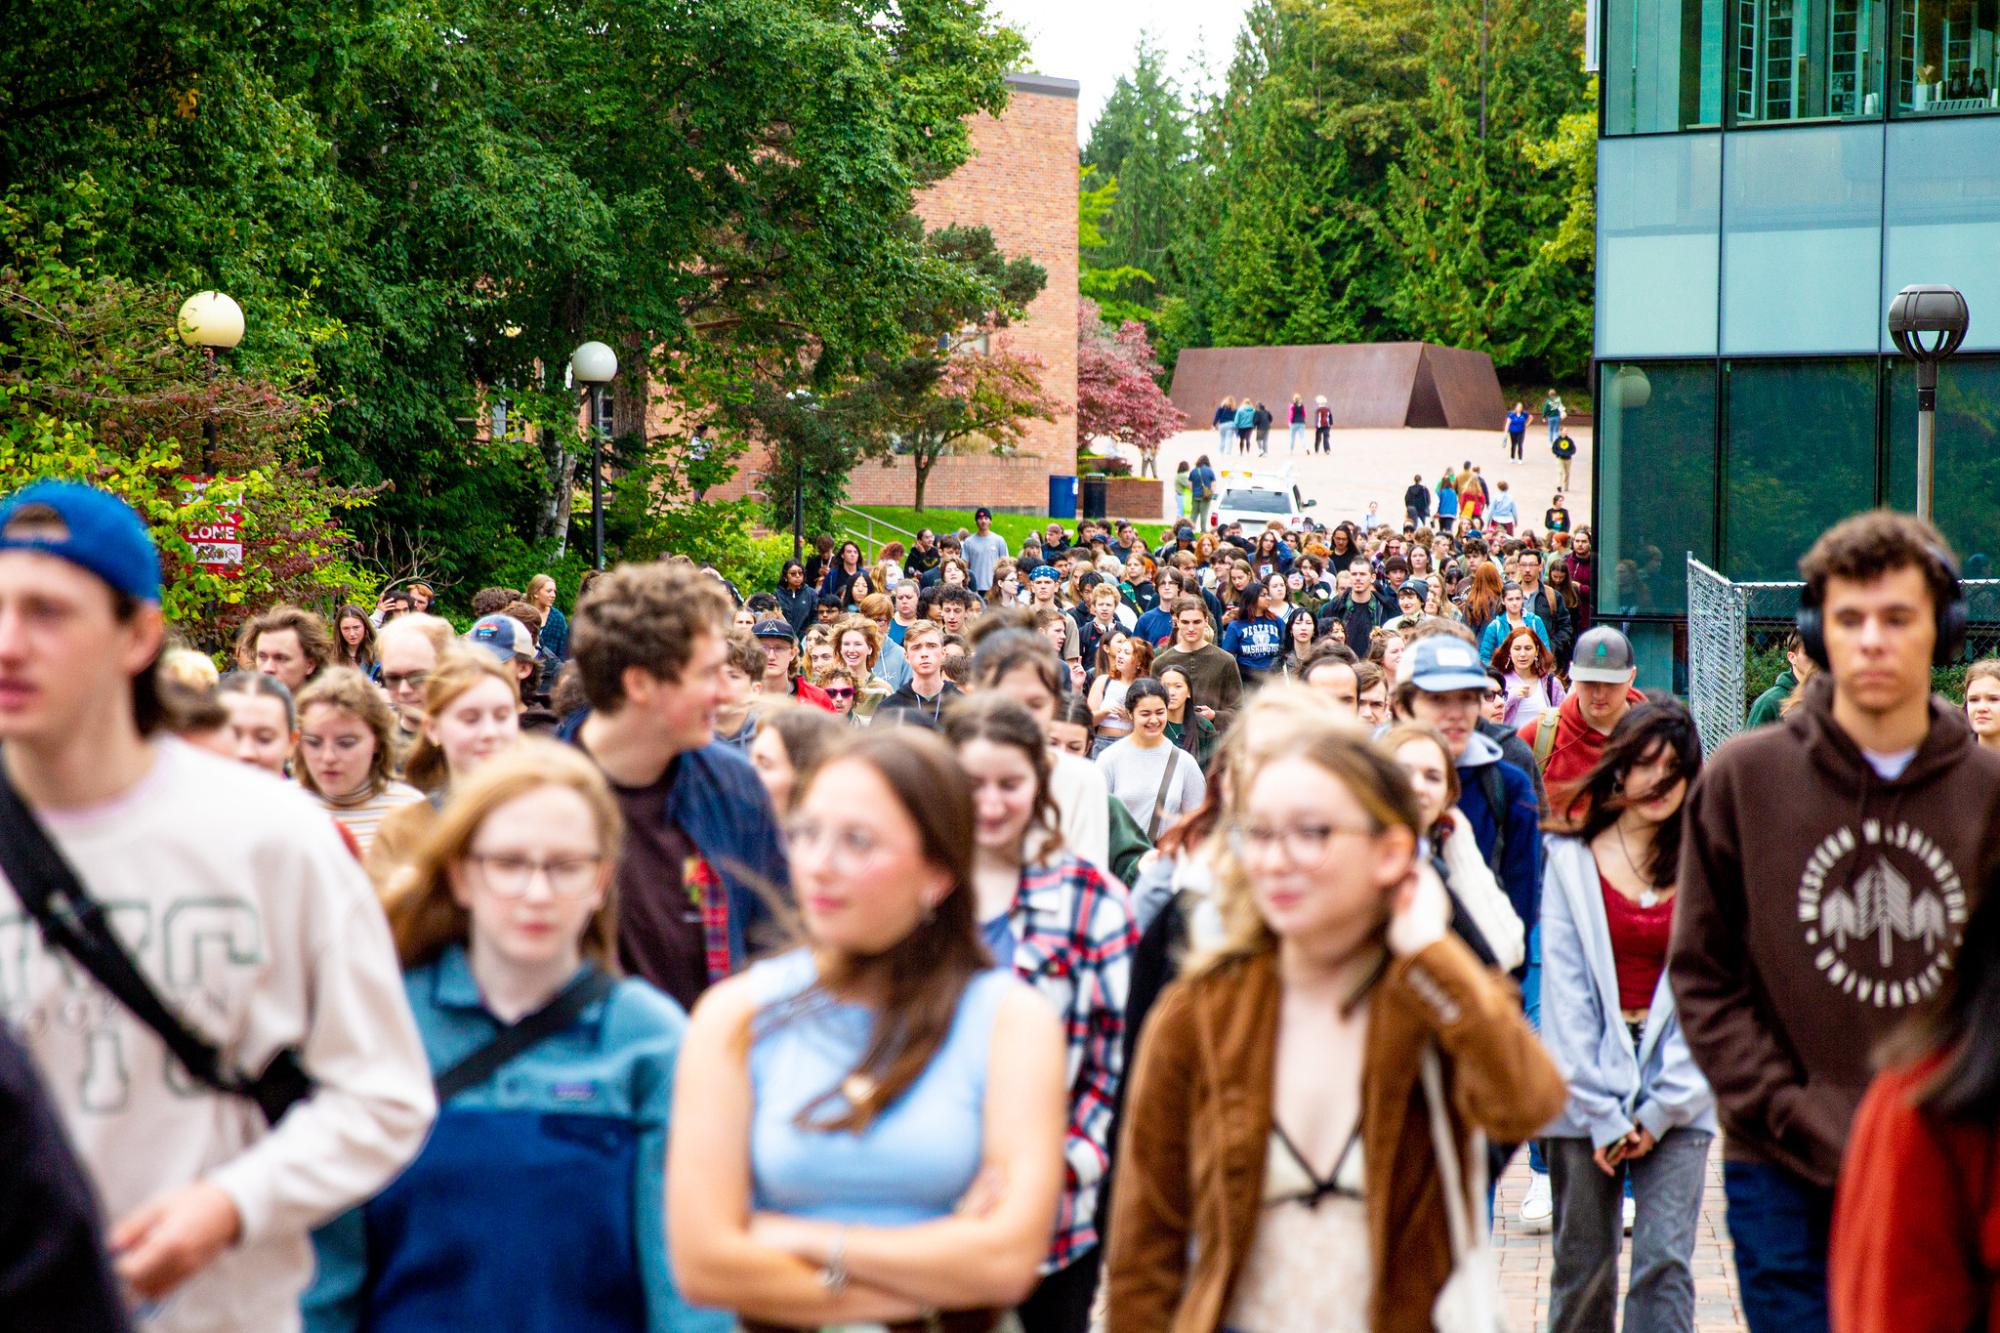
xmin=1104 ymin=424 xmax=1594 ymax=533
xmin=1493 ymin=1150 xmax=1747 ymax=1332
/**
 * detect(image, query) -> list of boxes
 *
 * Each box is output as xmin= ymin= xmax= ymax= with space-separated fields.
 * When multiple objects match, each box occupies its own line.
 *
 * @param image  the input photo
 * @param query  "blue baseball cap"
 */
xmin=466 ymin=614 xmax=537 ymax=661
xmin=0 ymin=481 xmax=160 ymax=603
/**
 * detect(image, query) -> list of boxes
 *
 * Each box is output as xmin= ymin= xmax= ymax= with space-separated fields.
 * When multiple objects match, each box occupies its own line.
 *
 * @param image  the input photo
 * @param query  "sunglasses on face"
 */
xmin=824 ymin=687 xmax=856 ymax=700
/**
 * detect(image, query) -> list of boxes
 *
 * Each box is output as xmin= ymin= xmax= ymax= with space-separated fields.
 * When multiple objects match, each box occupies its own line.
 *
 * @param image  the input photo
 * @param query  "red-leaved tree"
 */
xmin=1076 ymin=298 xmax=1186 ymax=459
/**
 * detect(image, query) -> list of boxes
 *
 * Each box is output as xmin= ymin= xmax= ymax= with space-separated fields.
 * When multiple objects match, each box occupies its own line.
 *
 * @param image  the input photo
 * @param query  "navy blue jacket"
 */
xmin=1453 ymin=732 xmax=1542 ymax=967
xmin=557 ymin=712 xmax=789 ymax=968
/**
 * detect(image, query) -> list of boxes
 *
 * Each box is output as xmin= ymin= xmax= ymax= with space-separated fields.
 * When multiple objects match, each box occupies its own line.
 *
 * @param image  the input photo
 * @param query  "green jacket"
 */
xmin=1745 ymin=668 xmax=1797 ymax=729
xmin=1106 ymin=795 xmax=1152 ymax=885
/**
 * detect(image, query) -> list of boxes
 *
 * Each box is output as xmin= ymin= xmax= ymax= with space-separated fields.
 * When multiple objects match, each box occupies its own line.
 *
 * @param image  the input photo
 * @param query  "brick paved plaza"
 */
xmin=1494 ymin=1151 xmax=1746 ymax=1332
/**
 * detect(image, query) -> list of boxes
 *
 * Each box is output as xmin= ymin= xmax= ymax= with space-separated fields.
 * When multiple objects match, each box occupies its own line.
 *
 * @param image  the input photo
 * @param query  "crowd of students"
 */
xmin=3 ymin=476 xmax=2000 ymax=1333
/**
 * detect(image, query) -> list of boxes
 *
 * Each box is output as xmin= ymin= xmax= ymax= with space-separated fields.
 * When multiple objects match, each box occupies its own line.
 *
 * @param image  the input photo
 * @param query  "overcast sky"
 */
xmin=985 ymin=0 xmax=1256 ymax=141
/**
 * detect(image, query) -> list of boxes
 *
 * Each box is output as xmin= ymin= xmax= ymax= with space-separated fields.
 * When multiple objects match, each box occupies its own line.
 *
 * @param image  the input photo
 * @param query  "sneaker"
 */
xmin=1623 ymin=1196 xmax=1635 ymax=1234
xmin=1519 ymin=1170 xmax=1553 ymax=1232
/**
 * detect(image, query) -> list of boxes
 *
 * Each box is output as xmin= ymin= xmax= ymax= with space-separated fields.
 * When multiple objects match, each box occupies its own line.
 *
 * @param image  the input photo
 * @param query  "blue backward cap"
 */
xmin=0 ymin=481 xmax=161 ymax=603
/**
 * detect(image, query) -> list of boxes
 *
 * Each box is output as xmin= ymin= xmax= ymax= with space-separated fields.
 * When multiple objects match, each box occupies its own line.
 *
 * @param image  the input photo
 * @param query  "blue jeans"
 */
xmin=1548 ymin=416 xmax=1562 ymax=443
xmin=1548 ymin=1129 xmax=1713 ymax=1333
xmin=1522 ymin=927 xmax=1546 ymax=1176
xmin=1288 ymin=422 xmax=1304 ymax=450
xmin=1723 ymin=1159 xmax=1833 ymax=1333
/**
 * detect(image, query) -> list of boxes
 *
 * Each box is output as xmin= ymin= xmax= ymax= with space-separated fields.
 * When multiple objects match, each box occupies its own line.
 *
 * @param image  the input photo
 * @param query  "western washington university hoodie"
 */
xmin=1671 ymin=674 xmax=2000 ymax=1188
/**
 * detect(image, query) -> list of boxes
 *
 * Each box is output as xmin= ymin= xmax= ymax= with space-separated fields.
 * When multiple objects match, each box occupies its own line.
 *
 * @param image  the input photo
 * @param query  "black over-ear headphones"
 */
xmin=1796 ymin=544 xmax=1967 ymax=669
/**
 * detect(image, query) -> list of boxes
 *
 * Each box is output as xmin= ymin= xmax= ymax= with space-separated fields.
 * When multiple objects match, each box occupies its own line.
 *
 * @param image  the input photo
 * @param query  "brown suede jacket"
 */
xmin=1106 ymin=937 xmax=1566 ymax=1333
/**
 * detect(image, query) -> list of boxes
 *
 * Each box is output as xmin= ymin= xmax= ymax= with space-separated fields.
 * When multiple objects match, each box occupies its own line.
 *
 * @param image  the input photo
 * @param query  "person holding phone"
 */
xmin=1539 ymin=702 xmax=1715 ymax=1333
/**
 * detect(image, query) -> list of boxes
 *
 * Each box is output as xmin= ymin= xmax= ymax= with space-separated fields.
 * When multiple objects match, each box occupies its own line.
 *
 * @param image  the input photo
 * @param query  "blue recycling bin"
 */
xmin=1048 ymin=474 xmax=1078 ymax=520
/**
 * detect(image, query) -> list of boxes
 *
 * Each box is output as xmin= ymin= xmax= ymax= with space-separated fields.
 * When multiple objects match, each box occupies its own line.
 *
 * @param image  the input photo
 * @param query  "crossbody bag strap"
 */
xmin=1147 ymin=746 xmax=1183 ymax=842
xmin=0 ymin=761 xmax=314 ymax=1125
xmin=434 ymin=967 xmax=618 ymax=1101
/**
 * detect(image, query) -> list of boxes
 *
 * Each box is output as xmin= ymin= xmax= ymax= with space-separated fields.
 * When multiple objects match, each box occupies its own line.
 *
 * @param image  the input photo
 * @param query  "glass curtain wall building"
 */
xmin=1596 ymin=0 xmax=2000 ymax=685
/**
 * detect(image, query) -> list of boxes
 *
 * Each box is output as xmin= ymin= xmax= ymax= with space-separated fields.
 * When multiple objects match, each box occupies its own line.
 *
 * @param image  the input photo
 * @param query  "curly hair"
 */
xmin=570 ymin=563 xmax=731 ymax=711
xmin=246 ymin=605 xmax=334 ymax=678
xmin=294 ymin=666 xmax=402 ymax=798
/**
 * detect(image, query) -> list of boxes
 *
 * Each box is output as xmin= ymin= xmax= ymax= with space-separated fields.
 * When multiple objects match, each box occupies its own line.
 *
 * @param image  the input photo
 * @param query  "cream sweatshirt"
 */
xmin=0 ymin=738 xmax=435 ymax=1332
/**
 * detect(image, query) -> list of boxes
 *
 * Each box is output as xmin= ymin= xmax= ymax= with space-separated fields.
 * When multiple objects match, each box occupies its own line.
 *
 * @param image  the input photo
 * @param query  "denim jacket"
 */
xmin=1537 ymin=835 xmax=1716 ymax=1149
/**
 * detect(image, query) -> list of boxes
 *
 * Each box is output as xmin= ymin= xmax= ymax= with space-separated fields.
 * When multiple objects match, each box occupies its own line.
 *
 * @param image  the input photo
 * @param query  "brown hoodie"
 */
xmin=1671 ymin=674 xmax=2000 ymax=1187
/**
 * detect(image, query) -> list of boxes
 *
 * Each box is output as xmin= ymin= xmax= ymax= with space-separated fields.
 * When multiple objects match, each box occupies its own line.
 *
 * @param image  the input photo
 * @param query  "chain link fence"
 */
xmin=1687 ymin=554 xmax=2000 ymax=755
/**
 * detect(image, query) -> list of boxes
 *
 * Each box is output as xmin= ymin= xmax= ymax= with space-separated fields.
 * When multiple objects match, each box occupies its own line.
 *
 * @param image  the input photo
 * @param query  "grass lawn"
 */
xmin=849 ymin=505 xmax=1183 ymax=554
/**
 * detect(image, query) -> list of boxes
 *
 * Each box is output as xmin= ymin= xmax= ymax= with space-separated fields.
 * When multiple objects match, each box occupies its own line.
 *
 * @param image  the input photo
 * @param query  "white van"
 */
xmin=1209 ymin=467 xmax=1317 ymax=531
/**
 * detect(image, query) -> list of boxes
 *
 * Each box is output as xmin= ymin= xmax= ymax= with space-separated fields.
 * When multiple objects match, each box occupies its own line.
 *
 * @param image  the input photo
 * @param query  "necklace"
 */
xmin=1616 ymin=821 xmax=1665 ymax=909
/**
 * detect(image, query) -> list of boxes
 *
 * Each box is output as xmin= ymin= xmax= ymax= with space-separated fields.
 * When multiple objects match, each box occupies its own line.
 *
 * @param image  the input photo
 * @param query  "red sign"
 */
xmin=180 ymin=476 xmax=244 ymax=577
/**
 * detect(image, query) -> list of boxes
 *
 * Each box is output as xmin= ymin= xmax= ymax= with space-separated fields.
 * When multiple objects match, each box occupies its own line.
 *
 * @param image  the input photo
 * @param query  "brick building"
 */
xmin=699 ymin=72 xmax=1080 ymax=515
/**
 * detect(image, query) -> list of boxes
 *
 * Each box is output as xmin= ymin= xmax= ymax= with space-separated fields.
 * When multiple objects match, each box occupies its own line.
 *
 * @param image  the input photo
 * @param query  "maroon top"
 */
xmin=1601 ymin=872 xmax=1673 ymax=1011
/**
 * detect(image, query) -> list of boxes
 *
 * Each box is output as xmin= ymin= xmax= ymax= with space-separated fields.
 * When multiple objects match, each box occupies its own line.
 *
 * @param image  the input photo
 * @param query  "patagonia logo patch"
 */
xmin=550 ymin=1081 xmax=598 ymax=1103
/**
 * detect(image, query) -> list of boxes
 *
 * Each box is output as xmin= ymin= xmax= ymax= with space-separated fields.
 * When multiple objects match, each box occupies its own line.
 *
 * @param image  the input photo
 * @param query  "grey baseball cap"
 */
xmin=1570 ymin=626 xmax=1637 ymax=683
xmin=1401 ymin=636 xmax=1490 ymax=693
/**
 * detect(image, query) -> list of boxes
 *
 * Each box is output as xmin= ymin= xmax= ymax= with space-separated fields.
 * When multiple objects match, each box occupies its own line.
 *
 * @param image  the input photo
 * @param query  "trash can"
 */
xmin=1048 ymin=475 xmax=1078 ymax=520
xmin=1080 ymin=475 xmax=1109 ymax=520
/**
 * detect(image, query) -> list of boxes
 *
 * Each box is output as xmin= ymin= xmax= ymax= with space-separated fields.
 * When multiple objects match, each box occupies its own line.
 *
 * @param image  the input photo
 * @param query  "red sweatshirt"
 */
xmin=1517 ymin=686 xmax=1647 ymax=813
xmin=1832 ymin=1055 xmax=2000 ymax=1332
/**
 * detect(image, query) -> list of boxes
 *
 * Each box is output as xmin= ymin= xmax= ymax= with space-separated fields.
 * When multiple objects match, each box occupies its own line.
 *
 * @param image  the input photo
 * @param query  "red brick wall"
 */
xmin=704 ymin=75 xmax=1079 ymax=514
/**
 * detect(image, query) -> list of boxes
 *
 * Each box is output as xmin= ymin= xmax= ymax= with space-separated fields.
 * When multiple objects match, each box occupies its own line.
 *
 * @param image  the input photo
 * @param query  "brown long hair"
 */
xmin=943 ymin=694 xmax=1064 ymax=864
xmin=1490 ymin=625 xmax=1554 ymax=678
xmin=388 ymin=740 xmax=622 ymax=968
xmin=791 ymin=730 xmax=989 ymax=1133
xmin=294 ymin=667 xmax=401 ymax=799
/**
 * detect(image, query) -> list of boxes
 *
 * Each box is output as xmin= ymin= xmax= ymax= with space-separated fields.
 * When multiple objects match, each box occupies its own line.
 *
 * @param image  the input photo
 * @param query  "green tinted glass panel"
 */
xmin=1605 ymin=0 xmax=1727 ymax=132
xmin=1723 ymin=358 xmax=1879 ymax=581
xmin=1597 ymin=136 xmax=1722 ymax=356
xmin=1889 ymin=0 xmax=2000 ymax=117
xmin=1596 ymin=361 xmax=1719 ymax=617
xmin=1883 ymin=120 xmax=2000 ymax=352
xmin=1884 ymin=356 xmax=2000 ymax=575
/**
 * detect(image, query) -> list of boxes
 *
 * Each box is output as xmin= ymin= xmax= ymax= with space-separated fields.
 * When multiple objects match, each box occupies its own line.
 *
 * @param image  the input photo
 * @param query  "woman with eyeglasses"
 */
xmin=831 ymin=616 xmax=895 ymax=722
xmin=294 ymin=667 xmax=425 ymax=856
xmin=945 ymin=696 xmax=1137 ymax=1331
xmin=1107 ymin=716 xmax=1564 ymax=1333
xmin=305 ymin=741 xmax=725 ymax=1333
xmin=669 ymin=730 xmax=1067 ymax=1331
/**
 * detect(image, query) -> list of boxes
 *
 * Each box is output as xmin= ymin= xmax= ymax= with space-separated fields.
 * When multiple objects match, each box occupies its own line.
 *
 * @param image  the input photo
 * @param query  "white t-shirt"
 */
xmin=0 ymin=739 xmax=434 ymax=1332
xmin=1862 ymin=746 xmax=1918 ymax=781
xmin=1098 ymin=738 xmax=1209 ymax=839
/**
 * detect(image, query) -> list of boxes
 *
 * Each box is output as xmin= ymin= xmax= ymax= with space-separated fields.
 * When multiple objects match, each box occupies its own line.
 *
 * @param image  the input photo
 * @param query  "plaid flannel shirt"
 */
xmin=1004 ymin=854 xmax=1139 ymax=1271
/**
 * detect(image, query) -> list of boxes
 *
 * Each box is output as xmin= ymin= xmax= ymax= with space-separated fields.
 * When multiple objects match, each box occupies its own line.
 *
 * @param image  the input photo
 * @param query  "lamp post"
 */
xmin=570 ymin=340 xmax=618 ymax=570
xmin=176 ymin=291 xmax=244 ymax=472
xmin=1888 ymin=284 xmax=1970 ymax=525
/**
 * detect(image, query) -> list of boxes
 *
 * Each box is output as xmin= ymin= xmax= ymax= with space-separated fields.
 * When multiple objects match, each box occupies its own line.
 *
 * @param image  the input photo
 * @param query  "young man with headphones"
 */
xmin=1670 ymin=510 xmax=2000 ymax=1333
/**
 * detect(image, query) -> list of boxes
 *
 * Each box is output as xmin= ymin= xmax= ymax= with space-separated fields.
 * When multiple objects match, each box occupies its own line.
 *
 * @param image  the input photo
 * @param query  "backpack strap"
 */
xmin=0 ymin=761 xmax=313 ymax=1126
xmin=1473 ymin=765 xmax=1509 ymax=876
xmin=434 ymin=967 xmax=618 ymax=1101
xmin=1533 ymin=710 xmax=1559 ymax=771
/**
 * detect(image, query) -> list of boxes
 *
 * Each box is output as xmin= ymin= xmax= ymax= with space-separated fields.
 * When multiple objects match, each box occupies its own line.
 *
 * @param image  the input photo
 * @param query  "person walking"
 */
xmin=668 ymin=730 xmax=1067 ymax=1330
xmin=1288 ymin=395 xmax=1305 ymax=452
xmin=948 ymin=698 xmax=1138 ymax=1332
xmin=1493 ymin=627 xmax=1565 ymax=731
xmin=1436 ymin=471 xmax=1458 ymax=534
xmin=1152 ymin=596 xmax=1244 ymax=730
xmin=1098 ymin=679 xmax=1208 ymax=842
xmin=1212 ymin=398 xmax=1235 ymax=451
xmin=1173 ymin=462 xmax=1191 ymax=523
xmin=1672 ymin=512 xmax=2000 ymax=1333
xmin=1553 ymin=432 xmax=1578 ymax=492
xmin=294 ymin=667 xmax=427 ymax=855
xmin=1220 ymin=586 xmax=1285 ymax=683
xmin=1106 ymin=716 xmax=1565 ymax=1333
xmin=1541 ymin=702 xmax=1716 ymax=1333
xmin=562 ymin=563 xmax=789 ymax=1014
xmin=962 ymin=507 xmax=1010 ymax=595
xmin=1385 ymin=722 xmax=1527 ymax=973
xmin=1543 ymin=389 xmax=1567 ymax=447
xmin=1746 ymin=632 xmax=1816 ymax=730
xmin=1234 ymin=399 xmax=1256 ymax=454
xmin=1505 ymin=402 xmax=1530 ymax=462
xmin=1187 ymin=456 xmax=1216 ymax=532
xmin=1404 ymin=474 xmax=1431 ymax=528
xmin=1313 ymin=395 xmax=1332 ymax=454
xmin=1964 ymin=658 xmax=2000 ymax=751
xmin=0 ymin=481 xmax=433 ymax=1333
xmin=307 ymin=742 xmax=725 ymax=1333
xmin=1831 ymin=848 xmax=2000 ymax=1330
xmin=1252 ymin=401 xmax=1272 ymax=456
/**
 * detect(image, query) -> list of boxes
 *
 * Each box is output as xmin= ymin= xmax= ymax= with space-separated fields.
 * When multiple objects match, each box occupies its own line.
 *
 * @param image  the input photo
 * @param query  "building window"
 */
xmin=1885 ymin=355 xmax=2000 ymax=570
xmin=1605 ymin=0 xmax=1727 ymax=132
xmin=1730 ymin=0 xmax=1886 ymax=124
xmin=1892 ymin=0 xmax=2000 ymax=115
xmin=1721 ymin=124 xmax=1883 ymax=354
xmin=1722 ymin=358 xmax=1877 ymax=580
xmin=1597 ymin=135 xmax=1722 ymax=355
xmin=1883 ymin=119 xmax=2000 ymax=351
xmin=1595 ymin=360 xmax=1719 ymax=618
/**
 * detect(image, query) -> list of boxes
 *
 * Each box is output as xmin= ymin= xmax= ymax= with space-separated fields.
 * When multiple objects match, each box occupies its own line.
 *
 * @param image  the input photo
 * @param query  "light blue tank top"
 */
xmin=747 ymin=949 xmax=1013 ymax=1227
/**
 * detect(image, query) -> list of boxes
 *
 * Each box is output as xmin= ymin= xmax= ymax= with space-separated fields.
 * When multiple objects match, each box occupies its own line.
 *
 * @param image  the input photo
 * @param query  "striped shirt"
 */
xmin=313 ymin=781 xmax=425 ymax=856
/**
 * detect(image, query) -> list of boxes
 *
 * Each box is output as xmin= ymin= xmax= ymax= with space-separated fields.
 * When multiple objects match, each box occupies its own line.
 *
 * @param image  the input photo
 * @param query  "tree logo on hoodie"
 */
xmin=1799 ymin=820 xmax=1966 ymax=1008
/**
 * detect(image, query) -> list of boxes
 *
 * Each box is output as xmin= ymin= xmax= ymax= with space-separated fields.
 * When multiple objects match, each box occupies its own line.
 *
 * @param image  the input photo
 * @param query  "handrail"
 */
xmin=835 ymin=503 xmax=917 ymax=553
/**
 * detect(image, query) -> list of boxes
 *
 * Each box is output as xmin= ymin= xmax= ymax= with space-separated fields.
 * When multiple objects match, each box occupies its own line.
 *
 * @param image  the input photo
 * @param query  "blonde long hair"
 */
xmin=388 ymin=740 xmax=623 ymax=970
xmin=1193 ymin=716 xmax=1426 ymax=977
